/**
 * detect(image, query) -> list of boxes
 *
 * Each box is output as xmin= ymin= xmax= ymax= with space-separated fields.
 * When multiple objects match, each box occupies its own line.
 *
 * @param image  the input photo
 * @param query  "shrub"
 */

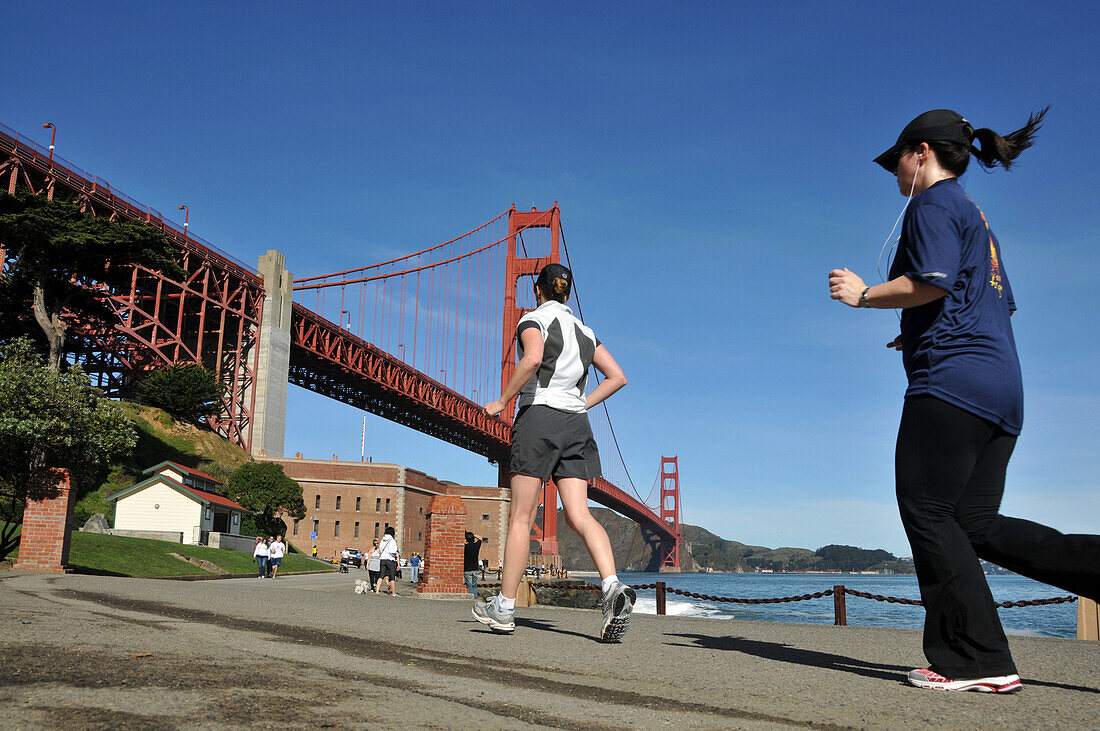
xmin=137 ymin=363 xmax=222 ymax=422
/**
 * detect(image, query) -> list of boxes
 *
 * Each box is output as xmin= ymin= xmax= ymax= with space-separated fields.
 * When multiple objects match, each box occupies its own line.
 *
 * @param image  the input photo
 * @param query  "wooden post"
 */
xmin=656 ymin=581 xmax=667 ymax=616
xmin=1079 ymin=597 xmax=1099 ymax=641
xmin=833 ymin=585 xmax=847 ymax=626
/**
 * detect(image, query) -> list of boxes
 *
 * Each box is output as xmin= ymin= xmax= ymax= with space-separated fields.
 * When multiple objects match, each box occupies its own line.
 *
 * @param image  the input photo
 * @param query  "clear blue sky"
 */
xmin=8 ymin=2 xmax=1098 ymax=556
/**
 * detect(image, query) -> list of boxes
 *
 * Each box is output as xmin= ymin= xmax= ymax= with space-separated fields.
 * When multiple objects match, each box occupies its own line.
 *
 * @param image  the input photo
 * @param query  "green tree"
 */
xmin=0 ymin=192 xmax=179 ymax=370
xmin=137 ymin=363 xmax=223 ymax=422
xmin=0 ymin=338 xmax=136 ymax=559
xmin=226 ymin=461 xmax=306 ymax=538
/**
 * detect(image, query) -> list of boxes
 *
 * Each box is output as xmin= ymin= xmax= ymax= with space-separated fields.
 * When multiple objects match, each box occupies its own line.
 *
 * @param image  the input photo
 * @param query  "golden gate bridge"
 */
xmin=0 ymin=121 xmax=681 ymax=569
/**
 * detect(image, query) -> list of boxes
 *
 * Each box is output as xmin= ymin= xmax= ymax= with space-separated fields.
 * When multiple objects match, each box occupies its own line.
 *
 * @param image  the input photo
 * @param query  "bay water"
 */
xmin=595 ymin=573 xmax=1079 ymax=639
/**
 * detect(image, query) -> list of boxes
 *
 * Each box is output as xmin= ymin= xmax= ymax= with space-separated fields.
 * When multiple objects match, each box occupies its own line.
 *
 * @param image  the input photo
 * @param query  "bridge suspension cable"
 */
xmin=560 ymin=229 xmax=657 ymax=511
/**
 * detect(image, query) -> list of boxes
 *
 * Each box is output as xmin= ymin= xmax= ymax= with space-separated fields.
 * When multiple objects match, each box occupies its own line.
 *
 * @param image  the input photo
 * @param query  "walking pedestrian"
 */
xmin=474 ymin=263 xmax=636 ymax=642
xmin=377 ymin=526 xmax=400 ymax=596
xmin=367 ymin=539 xmax=381 ymax=592
xmin=409 ymin=553 xmax=421 ymax=583
xmin=463 ymin=533 xmax=483 ymax=597
xmin=253 ymin=536 xmax=269 ymax=579
xmin=268 ymin=534 xmax=286 ymax=579
xmin=829 ymin=108 xmax=1100 ymax=693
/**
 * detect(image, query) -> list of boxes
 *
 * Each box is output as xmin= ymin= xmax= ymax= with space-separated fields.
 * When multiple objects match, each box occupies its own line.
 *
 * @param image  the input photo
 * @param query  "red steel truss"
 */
xmin=0 ymin=124 xmax=264 ymax=449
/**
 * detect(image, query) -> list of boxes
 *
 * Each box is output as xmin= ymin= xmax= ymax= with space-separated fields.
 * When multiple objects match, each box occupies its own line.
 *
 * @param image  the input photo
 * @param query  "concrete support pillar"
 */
xmin=418 ymin=494 xmax=469 ymax=598
xmin=251 ymin=250 xmax=293 ymax=458
xmin=13 ymin=469 xmax=75 ymax=573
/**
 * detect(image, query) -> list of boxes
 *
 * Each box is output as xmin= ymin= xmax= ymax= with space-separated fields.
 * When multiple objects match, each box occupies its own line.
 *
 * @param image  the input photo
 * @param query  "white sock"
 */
xmin=601 ymin=575 xmax=619 ymax=594
xmin=496 ymin=594 xmax=516 ymax=611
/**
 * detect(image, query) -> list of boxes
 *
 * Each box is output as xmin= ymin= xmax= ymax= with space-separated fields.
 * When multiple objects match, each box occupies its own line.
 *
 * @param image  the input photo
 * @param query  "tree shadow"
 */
xmin=665 ymin=632 xmax=909 ymax=684
xmin=68 ymin=565 xmax=128 ymax=577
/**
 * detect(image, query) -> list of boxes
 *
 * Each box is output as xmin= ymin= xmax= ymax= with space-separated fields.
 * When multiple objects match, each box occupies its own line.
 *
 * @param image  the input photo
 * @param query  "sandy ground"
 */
xmin=1 ymin=570 xmax=1097 ymax=729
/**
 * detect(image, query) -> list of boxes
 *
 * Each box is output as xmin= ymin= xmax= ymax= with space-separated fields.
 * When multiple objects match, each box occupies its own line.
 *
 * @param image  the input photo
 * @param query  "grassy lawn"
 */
xmin=3 ymin=522 xmax=333 ymax=578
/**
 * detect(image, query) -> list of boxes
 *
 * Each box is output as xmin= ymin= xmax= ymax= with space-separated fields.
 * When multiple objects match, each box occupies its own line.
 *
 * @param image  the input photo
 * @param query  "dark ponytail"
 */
xmin=970 ymin=106 xmax=1048 ymax=171
xmin=909 ymin=107 xmax=1048 ymax=177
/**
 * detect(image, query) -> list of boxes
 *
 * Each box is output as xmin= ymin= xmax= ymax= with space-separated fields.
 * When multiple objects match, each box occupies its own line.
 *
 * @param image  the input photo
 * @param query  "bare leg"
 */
xmin=558 ymin=477 xmax=617 ymax=580
xmin=500 ymin=474 xmax=543 ymax=600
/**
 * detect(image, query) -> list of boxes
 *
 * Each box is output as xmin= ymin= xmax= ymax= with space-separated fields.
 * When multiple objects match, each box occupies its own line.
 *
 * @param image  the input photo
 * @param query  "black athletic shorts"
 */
xmin=509 ymin=404 xmax=601 ymax=482
xmin=379 ymin=558 xmax=397 ymax=581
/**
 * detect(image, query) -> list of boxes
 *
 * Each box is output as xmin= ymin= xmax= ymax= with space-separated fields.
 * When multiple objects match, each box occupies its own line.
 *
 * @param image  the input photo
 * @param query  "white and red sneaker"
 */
xmin=908 ymin=668 xmax=1022 ymax=693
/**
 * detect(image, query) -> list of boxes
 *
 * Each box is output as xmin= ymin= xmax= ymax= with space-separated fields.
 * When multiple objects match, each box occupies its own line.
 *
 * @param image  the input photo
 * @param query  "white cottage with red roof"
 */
xmin=108 ymin=461 xmax=249 ymax=544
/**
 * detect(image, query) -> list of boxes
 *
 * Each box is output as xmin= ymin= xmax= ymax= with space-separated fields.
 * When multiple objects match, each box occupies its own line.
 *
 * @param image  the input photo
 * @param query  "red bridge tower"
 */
xmin=500 ymin=205 xmax=561 ymax=556
xmin=660 ymin=455 xmax=682 ymax=572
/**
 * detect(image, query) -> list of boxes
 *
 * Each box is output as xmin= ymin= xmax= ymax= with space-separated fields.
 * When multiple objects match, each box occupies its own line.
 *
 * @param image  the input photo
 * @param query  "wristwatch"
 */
xmin=859 ymin=287 xmax=870 ymax=308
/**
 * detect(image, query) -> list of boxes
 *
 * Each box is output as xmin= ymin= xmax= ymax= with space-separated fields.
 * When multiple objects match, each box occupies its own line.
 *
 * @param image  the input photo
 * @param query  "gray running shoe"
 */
xmin=472 ymin=595 xmax=515 ymax=633
xmin=599 ymin=582 xmax=636 ymax=643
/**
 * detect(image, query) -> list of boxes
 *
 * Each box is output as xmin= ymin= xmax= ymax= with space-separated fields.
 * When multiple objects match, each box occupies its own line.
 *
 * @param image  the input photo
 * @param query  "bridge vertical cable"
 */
xmin=292 ymin=210 xmax=516 ymax=408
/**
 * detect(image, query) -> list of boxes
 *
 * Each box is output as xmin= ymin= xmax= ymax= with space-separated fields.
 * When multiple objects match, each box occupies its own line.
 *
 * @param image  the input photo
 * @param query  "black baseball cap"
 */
xmin=535 ymin=263 xmax=572 ymax=295
xmin=874 ymin=109 xmax=973 ymax=173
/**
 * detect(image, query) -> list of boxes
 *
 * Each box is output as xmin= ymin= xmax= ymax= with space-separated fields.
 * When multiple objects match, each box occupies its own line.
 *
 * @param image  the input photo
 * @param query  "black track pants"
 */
xmin=895 ymin=396 xmax=1100 ymax=679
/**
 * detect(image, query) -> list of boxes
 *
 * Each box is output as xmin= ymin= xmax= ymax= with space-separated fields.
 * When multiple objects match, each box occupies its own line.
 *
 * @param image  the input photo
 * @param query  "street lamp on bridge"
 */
xmin=41 ymin=123 xmax=55 ymax=166
xmin=177 ymin=205 xmax=189 ymax=242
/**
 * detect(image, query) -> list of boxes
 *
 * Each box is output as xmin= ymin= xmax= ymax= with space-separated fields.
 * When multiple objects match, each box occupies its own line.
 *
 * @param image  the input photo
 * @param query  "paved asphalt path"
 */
xmin=1 ymin=570 xmax=1097 ymax=729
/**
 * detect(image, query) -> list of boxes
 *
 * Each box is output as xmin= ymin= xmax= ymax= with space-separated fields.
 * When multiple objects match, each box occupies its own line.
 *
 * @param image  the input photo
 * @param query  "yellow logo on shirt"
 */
xmin=977 ymin=207 xmax=1004 ymax=298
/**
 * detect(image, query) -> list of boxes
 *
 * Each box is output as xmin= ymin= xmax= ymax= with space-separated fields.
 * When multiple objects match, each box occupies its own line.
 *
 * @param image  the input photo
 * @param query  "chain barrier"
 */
xmin=474 ymin=578 xmax=1077 ymax=623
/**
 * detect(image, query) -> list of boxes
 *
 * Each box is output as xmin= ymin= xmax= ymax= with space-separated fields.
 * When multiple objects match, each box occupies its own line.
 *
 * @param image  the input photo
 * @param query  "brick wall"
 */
xmin=418 ymin=494 xmax=469 ymax=596
xmin=14 ymin=468 xmax=75 ymax=573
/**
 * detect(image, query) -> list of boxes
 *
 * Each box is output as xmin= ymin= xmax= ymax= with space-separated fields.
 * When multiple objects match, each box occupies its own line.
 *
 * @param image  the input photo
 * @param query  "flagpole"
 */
xmin=360 ymin=416 xmax=366 ymax=462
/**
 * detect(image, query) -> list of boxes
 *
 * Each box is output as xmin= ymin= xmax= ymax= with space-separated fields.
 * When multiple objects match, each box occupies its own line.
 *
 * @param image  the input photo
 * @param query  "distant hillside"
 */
xmin=552 ymin=508 xmax=913 ymax=574
xmin=75 ymin=403 xmax=252 ymax=526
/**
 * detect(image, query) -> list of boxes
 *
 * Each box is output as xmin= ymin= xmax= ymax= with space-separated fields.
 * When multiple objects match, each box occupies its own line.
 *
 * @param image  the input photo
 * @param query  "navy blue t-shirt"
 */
xmin=889 ymin=178 xmax=1023 ymax=434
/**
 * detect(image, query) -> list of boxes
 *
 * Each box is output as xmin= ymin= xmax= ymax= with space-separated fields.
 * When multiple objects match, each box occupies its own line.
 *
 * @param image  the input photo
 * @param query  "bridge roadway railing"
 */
xmin=0 ymin=122 xmax=258 ymax=281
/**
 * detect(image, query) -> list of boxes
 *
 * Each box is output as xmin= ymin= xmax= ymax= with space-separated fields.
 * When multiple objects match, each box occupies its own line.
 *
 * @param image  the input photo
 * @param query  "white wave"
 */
xmin=633 ymin=596 xmax=732 ymax=619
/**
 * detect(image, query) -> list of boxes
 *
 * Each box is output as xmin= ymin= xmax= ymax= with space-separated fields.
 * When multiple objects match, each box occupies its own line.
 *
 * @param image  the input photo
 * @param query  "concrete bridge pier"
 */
xmin=250 ymin=250 xmax=293 ymax=457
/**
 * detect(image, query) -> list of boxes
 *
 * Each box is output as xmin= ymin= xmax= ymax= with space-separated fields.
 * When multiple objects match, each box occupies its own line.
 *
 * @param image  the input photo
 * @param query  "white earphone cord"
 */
xmin=875 ymin=154 xmax=921 ymax=285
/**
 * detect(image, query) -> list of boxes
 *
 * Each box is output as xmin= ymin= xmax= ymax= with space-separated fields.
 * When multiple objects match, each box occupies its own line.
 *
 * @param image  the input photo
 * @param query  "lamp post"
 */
xmin=41 ymin=123 xmax=55 ymax=166
xmin=341 ymin=309 xmax=350 ymax=330
xmin=177 ymin=205 xmax=189 ymax=242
